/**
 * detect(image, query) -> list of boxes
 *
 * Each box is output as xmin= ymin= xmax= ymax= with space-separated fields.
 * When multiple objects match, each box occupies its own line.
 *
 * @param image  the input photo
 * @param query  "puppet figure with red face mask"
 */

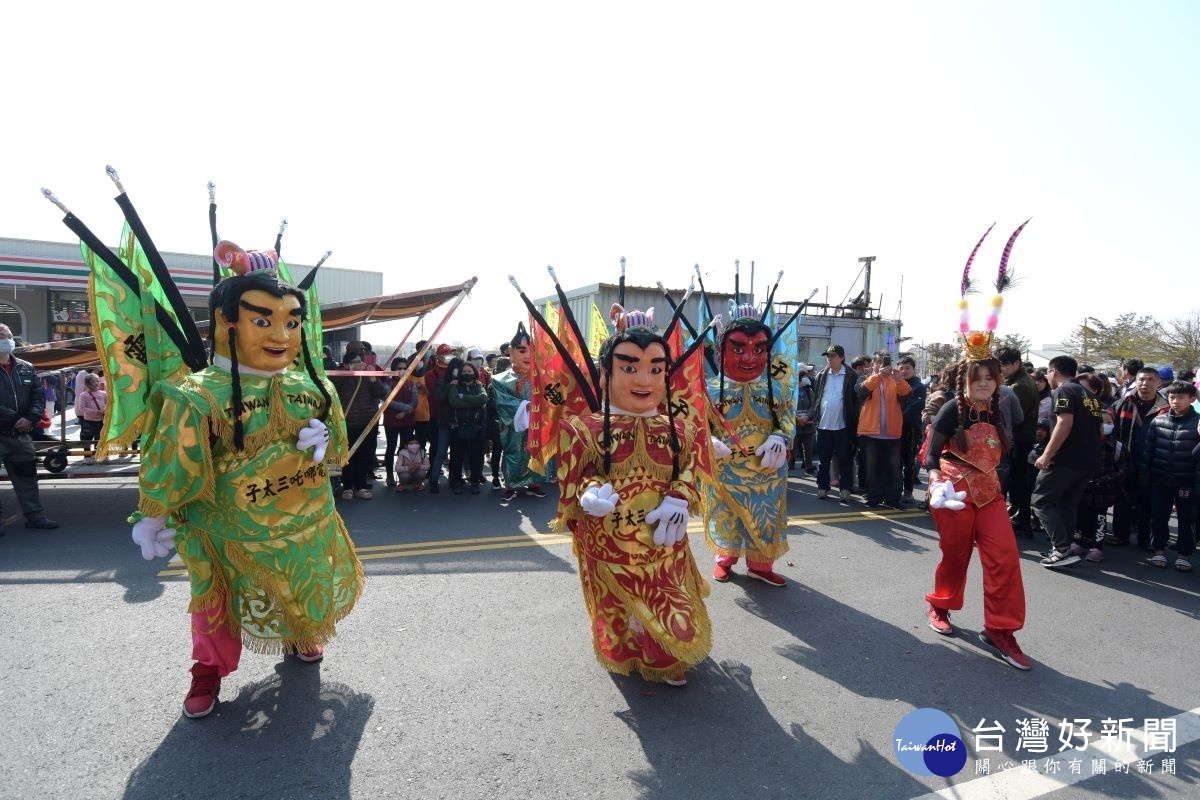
xmin=703 ymin=304 xmax=796 ymax=586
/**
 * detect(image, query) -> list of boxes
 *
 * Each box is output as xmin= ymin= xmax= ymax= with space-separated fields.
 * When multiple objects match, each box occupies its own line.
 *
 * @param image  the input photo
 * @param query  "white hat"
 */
xmin=797 ymin=363 xmax=813 ymax=372
xmin=466 ymin=347 xmax=484 ymax=360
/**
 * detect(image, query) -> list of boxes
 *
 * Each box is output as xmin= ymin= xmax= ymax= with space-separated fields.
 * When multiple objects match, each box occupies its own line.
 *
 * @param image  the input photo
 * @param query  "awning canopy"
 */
xmin=16 ymin=281 xmax=472 ymax=371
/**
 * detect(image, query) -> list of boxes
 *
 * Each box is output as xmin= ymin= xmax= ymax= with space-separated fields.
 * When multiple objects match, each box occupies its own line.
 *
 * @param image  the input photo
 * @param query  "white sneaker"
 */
xmin=816 ymin=489 xmax=829 ymax=499
xmin=839 ymin=489 xmax=852 ymax=502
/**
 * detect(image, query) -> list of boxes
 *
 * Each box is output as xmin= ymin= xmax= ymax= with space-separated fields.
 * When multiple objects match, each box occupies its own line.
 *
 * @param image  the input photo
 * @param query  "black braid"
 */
xmin=664 ymin=375 xmax=681 ymax=482
xmin=300 ymin=329 xmax=332 ymax=423
xmin=766 ymin=360 xmax=781 ymax=430
xmin=954 ymin=360 xmax=969 ymax=454
xmin=990 ymin=389 xmax=1011 ymax=455
xmin=228 ymin=327 xmax=245 ymax=450
xmin=718 ymin=337 xmax=727 ymax=408
xmin=602 ymin=385 xmax=612 ymax=477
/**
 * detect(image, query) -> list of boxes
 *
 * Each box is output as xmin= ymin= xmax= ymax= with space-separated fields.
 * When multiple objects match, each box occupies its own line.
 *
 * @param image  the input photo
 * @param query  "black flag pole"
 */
xmin=508 ymin=275 xmax=599 ymax=413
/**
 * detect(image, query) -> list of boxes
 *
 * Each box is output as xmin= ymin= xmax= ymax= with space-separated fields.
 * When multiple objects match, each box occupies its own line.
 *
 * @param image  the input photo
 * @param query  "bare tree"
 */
xmin=1060 ymin=313 xmax=1165 ymax=365
xmin=927 ymin=342 xmax=961 ymax=376
xmin=1162 ymin=311 xmax=1200 ymax=370
xmin=993 ymin=332 xmax=1032 ymax=359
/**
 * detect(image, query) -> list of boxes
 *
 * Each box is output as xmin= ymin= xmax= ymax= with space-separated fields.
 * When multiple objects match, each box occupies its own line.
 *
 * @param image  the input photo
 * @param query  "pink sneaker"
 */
xmin=1067 ymin=542 xmax=1087 ymax=557
xmin=980 ymin=629 xmax=1032 ymax=671
xmin=746 ymin=568 xmax=787 ymax=587
xmin=297 ymin=645 xmax=324 ymax=663
xmin=183 ymin=663 xmax=221 ymax=719
xmin=1086 ymin=548 xmax=1104 ymax=563
xmin=927 ymin=605 xmax=954 ymax=636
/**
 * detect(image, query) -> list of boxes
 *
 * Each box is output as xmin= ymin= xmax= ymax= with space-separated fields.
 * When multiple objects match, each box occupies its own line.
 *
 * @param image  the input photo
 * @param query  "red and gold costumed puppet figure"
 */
xmin=555 ymin=305 xmax=712 ymax=686
xmin=923 ymin=222 xmax=1032 ymax=671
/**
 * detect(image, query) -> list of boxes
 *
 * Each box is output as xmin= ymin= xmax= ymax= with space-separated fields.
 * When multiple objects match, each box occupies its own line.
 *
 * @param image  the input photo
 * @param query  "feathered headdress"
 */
xmin=957 ymin=220 xmax=1030 ymax=361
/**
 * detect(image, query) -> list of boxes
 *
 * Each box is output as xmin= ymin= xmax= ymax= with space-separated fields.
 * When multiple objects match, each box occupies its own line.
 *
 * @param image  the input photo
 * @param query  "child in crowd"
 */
xmin=1070 ymin=408 xmax=1122 ymax=562
xmin=394 ymin=437 xmax=430 ymax=492
xmin=1142 ymin=381 xmax=1200 ymax=571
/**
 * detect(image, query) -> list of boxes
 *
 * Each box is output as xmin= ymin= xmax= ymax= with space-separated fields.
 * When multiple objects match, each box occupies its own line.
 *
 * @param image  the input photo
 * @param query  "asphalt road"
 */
xmin=2 ymin=467 xmax=1198 ymax=800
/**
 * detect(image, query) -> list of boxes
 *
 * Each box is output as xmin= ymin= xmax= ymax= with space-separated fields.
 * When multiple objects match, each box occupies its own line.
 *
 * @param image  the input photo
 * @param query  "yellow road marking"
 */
xmin=155 ymin=507 xmax=926 ymax=576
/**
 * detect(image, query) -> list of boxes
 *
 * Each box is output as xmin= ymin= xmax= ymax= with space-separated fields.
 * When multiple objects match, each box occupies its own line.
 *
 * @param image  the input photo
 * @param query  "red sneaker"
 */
xmin=980 ymin=629 xmax=1032 ymax=671
xmin=297 ymin=645 xmax=324 ymax=663
xmin=713 ymin=563 xmax=733 ymax=582
xmin=183 ymin=663 xmax=221 ymax=719
xmin=746 ymin=568 xmax=787 ymax=587
xmin=927 ymin=605 xmax=954 ymax=636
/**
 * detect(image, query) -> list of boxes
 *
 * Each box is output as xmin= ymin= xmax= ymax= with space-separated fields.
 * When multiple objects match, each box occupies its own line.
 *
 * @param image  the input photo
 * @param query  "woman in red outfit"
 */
xmin=923 ymin=353 xmax=1030 ymax=670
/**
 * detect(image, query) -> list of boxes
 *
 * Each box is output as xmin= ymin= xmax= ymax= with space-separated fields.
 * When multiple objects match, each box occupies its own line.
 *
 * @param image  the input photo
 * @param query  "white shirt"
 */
xmin=818 ymin=365 xmax=849 ymax=431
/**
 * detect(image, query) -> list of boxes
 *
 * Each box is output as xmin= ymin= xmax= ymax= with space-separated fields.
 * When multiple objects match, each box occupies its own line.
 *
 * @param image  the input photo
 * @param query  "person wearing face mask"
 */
xmin=382 ymin=358 xmax=417 ymax=487
xmin=1069 ymin=408 xmax=1123 ymax=563
xmin=790 ymin=365 xmax=816 ymax=476
xmin=424 ymin=344 xmax=457 ymax=493
xmin=393 ymin=437 xmax=431 ymax=491
xmin=0 ymin=324 xmax=59 ymax=533
xmin=448 ymin=362 xmax=489 ymax=493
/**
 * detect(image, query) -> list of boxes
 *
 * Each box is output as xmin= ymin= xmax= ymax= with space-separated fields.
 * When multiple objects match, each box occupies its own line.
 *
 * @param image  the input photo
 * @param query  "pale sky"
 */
xmin=5 ymin=1 xmax=1198 ymax=354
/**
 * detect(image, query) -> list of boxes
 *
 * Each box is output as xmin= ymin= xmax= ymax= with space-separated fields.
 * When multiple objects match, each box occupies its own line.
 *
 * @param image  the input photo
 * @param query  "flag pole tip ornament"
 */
xmin=105 ymin=165 xmax=125 ymax=194
xmin=214 ymin=240 xmax=279 ymax=278
xmin=41 ymin=187 xmax=70 ymax=215
xmin=207 ymin=182 xmax=216 ymax=203
xmin=956 ymin=220 xmax=1029 ymax=361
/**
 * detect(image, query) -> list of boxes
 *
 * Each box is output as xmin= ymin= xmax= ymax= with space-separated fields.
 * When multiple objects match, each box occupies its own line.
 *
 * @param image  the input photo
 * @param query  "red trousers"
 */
xmin=925 ymin=490 xmax=1026 ymax=633
xmin=191 ymin=604 xmax=242 ymax=678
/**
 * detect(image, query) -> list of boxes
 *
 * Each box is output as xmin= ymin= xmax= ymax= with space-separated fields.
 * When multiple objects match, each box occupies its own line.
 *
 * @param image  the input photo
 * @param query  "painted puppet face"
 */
xmin=509 ymin=342 xmax=532 ymax=377
xmin=721 ymin=329 xmax=770 ymax=382
xmin=606 ymin=340 xmax=667 ymax=414
xmin=215 ymin=289 xmax=303 ymax=372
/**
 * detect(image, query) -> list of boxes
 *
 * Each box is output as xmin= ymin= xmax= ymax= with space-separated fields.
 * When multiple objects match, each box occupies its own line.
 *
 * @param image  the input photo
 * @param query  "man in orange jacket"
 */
xmin=854 ymin=350 xmax=912 ymax=508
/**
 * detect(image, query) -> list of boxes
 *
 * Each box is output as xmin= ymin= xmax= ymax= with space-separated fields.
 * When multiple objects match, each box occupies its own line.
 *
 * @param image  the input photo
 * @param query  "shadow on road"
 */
xmin=736 ymin=585 xmax=1197 ymax=798
xmin=123 ymin=660 xmax=374 ymax=800
xmin=610 ymin=660 xmax=929 ymax=800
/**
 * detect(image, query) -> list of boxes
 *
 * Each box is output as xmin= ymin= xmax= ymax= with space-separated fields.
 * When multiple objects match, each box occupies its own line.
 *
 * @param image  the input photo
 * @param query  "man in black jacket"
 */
xmin=0 ymin=325 xmax=59 ymax=534
xmin=812 ymin=344 xmax=860 ymax=503
xmin=999 ymin=347 xmax=1039 ymax=531
xmin=1034 ymin=356 xmax=1102 ymax=568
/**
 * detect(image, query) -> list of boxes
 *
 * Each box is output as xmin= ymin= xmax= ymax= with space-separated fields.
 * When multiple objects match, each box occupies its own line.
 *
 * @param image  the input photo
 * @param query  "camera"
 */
xmin=881 ymin=355 xmax=892 ymax=367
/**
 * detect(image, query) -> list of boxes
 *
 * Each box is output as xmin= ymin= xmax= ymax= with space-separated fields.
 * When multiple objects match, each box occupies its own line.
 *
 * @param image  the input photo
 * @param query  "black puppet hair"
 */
xmin=596 ymin=326 xmax=682 ymax=481
xmin=209 ymin=270 xmax=332 ymax=449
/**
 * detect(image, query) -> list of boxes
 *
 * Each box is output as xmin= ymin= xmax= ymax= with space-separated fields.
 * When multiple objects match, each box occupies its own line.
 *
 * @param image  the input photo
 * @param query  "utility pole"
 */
xmin=859 ymin=256 xmax=876 ymax=308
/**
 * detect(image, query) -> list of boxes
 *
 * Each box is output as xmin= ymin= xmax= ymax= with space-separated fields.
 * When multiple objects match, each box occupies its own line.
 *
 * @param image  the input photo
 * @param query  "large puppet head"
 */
xmin=509 ymin=322 xmax=532 ymax=377
xmin=719 ymin=320 xmax=771 ymax=382
xmin=596 ymin=304 xmax=681 ymax=479
xmin=210 ymin=270 xmax=307 ymax=370
xmin=208 ymin=243 xmax=330 ymax=448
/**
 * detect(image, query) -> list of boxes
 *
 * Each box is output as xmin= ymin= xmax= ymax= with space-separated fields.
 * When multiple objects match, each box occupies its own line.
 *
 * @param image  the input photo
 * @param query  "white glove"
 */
xmin=513 ymin=400 xmax=531 ymax=433
xmin=296 ymin=418 xmax=330 ymax=463
xmin=928 ymin=480 xmax=967 ymax=511
xmin=755 ymin=434 xmax=789 ymax=471
xmin=645 ymin=495 xmax=689 ymax=547
xmin=580 ymin=482 xmax=620 ymax=517
xmin=131 ymin=515 xmax=177 ymax=561
xmin=711 ymin=437 xmax=733 ymax=459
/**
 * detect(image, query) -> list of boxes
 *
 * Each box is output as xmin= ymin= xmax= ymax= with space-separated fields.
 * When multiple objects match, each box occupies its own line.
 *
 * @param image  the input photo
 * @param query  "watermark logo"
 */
xmin=894 ymin=708 xmax=968 ymax=777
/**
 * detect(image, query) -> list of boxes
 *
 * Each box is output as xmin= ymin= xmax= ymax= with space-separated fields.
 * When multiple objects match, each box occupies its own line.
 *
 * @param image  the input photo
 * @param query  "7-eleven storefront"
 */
xmin=0 ymin=237 xmax=212 ymax=344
